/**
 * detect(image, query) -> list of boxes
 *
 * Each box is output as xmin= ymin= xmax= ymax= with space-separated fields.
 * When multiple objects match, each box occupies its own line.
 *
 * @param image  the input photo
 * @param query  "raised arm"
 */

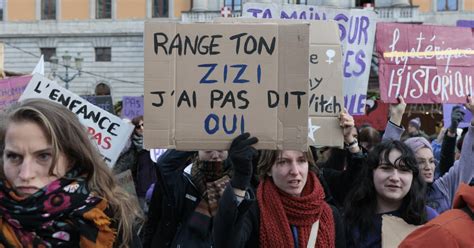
xmin=214 ymin=133 xmax=259 ymax=247
xmin=434 ymin=96 xmax=474 ymax=210
xmin=439 ymin=106 xmax=464 ymax=175
xmin=382 ymin=95 xmax=406 ymax=141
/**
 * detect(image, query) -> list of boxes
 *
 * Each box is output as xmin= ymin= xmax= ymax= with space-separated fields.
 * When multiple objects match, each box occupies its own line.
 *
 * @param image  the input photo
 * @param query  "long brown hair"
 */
xmin=0 ymin=99 xmax=143 ymax=247
xmin=257 ymin=149 xmax=317 ymax=179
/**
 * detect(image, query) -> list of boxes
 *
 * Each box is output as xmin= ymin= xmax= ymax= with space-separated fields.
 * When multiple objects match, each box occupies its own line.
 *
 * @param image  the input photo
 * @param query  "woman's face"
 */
xmin=415 ymin=148 xmax=435 ymax=183
xmin=268 ymin=150 xmax=308 ymax=197
xmin=198 ymin=150 xmax=228 ymax=162
xmin=373 ymin=149 xmax=413 ymax=205
xmin=134 ymin=120 xmax=144 ymax=136
xmin=3 ymin=121 xmax=69 ymax=197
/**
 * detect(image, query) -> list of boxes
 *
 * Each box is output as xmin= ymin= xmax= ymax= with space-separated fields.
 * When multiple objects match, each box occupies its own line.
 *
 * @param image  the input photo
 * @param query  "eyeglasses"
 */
xmin=136 ymin=123 xmax=144 ymax=129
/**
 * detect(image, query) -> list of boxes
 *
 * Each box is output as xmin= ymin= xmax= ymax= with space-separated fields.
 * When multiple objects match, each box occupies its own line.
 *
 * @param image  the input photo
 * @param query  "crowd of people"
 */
xmin=0 ymin=95 xmax=473 ymax=247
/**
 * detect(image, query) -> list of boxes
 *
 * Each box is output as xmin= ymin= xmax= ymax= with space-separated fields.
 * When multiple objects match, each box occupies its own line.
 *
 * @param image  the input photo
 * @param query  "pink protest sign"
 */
xmin=376 ymin=23 xmax=474 ymax=104
xmin=0 ymin=75 xmax=32 ymax=110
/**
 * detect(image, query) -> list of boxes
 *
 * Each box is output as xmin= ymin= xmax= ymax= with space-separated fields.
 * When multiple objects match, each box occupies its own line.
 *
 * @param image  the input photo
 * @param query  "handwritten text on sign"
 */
xmin=122 ymin=96 xmax=144 ymax=120
xmin=19 ymin=74 xmax=134 ymax=166
xmin=0 ymin=75 xmax=32 ymax=110
xmin=144 ymin=22 xmax=309 ymax=150
xmin=151 ymin=30 xmax=304 ymax=136
xmin=243 ymin=3 xmax=377 ymax=115
xmin=376 ymin=23 xmax=474 ymax=103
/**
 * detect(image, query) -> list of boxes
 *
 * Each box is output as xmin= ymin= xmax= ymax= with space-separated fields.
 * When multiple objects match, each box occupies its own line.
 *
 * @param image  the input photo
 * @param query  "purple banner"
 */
xmin=122 ymin=96 xmax=144 ymax=120
xmin=0 ymin=75 xmax=32 ymax=110
xmin=456 ymin=20 xmax=474 ymax=28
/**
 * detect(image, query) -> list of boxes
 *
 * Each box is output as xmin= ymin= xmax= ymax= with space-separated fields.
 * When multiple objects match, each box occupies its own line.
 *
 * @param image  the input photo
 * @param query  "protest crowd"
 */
xmin=0 ymin=3 xmax=474 ymax=248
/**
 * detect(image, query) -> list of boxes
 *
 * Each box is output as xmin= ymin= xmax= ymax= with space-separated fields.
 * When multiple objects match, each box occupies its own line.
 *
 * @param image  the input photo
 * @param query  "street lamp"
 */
xmin=50 ymin=51 xmax=83 ymax=89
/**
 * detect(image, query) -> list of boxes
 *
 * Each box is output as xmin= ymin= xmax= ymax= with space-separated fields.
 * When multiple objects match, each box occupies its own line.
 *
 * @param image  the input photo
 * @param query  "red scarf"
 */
xmin=257 ymin=172 xmax=335 ymax=248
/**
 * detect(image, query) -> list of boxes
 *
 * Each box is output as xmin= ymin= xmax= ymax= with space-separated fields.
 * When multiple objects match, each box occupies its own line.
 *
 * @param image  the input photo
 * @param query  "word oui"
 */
xmin=153 ymin=32 xmax=276 ymax=56
xmin=204 ymin=113 xmax=245 ymax=135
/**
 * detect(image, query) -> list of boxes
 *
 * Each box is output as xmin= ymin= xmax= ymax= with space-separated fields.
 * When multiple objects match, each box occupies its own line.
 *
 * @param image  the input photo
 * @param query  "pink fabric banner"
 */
xmin=376 ymin=23 xmax=474 ymax=103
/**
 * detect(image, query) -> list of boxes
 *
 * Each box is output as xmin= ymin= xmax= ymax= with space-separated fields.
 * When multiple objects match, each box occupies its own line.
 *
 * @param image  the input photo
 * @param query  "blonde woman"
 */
xmin=0 ymin=99 xmax=142 ymax=247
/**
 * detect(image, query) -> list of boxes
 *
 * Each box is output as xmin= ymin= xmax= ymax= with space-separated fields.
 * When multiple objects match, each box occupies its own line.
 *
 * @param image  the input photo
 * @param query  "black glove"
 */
xmin=450 ymin=106 xmax=465 ymax=133
xmin=229 ymin=133 xmax=258 ymax=190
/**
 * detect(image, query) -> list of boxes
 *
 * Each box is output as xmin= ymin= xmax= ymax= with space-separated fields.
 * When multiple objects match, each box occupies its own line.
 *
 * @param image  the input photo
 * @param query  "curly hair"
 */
xmin=343 ymin=140 xmax=427 ymax=245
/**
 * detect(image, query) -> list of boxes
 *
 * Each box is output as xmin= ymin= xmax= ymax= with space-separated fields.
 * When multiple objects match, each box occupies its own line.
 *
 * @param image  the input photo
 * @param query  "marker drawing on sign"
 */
xmin=308 ymin=118 xmax=321 ymax=142
xmin=326 ymin=49 xmax=335 ymax=64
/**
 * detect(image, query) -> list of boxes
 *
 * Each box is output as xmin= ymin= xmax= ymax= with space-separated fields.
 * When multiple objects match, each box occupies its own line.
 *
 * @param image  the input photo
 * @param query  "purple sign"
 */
xmin=0 ymin=75 xmax=32 ymax=110
xmin=443 ymin=103 xmax=473 ymax=129
xmin=243 ymin=2 xmax=377 ymax=115
xmin=122 ymin=96 xmax=144 ymax=120
xmin=457 ymin=20 xmax=474 ymax=28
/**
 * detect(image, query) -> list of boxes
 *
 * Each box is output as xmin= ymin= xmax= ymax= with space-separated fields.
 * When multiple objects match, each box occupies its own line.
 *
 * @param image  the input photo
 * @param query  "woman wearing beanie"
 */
xmin=383 ymin=96 xmax=474 ymax=213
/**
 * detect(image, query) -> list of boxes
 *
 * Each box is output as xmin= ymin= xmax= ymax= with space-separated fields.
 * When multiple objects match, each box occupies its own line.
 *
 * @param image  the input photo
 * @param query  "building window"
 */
xmin=152 ymin=0 xmax=168 ymax=17
xmin=0 ymin=0 xmax=4 ymax=21
xmin=356 ymin=0 xmax=374 ymax=7
xmin=41 ymin=0 xmax=56 ymax=20
xmin=96 ymin=0 xmax=111 ymax=19
xmin=95 ymin=47 xmax=111 ymax=62
xmin=225 ymin=0 xmax=242 ymax=12
xmin=437 ymin=0 xmax=458 ymax=11
xmin=287 ymin=0 xmax=307 ymax=4
xmin=40 ymin=48 xmax=56 ymax=62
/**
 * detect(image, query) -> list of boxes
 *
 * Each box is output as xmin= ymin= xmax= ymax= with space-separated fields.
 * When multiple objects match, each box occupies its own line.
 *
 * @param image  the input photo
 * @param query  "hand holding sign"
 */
xmin=229 ymin=132 xmax=259 ymax=190
xmin=339 ymin=109 xmax=356 ymax=143
xmin=449 ymin=106 xmax=465 ymax=133
xmin=389 ymin=95 xmax=407 ymax=126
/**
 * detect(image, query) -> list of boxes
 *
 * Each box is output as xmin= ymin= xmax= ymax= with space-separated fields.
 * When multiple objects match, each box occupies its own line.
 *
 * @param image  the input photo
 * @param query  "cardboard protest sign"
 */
xmin=243 ymin=2 xmax=377 ymax=115
xmin=19 ymin=74 xmax=134 ymax=166
xmin=443 ymin=104 xmax=473 ymax=129
xmin=0 ymin=75 xmax=32 ymax=110
xmin=308 ymin=21 xmax=344 ymax=147
xmin=144 ymin=22 xmax=309 ymax=150
xmin=376 ymin=23 xmax=474 ymax=104
xmin=354 ymin=99 xmax=389 ymax=131
xmin=382 ymin=215 xmax=420 ymax=248
xmin=214 ymin=18 xmax=344 ymax=147
xmin=122 ymin=96 xmax=144 ymax=120
xmin=81 ymin=95 xmax=115 ymax=114
xmin=308 ymin=117 xmax=343 ymax=148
